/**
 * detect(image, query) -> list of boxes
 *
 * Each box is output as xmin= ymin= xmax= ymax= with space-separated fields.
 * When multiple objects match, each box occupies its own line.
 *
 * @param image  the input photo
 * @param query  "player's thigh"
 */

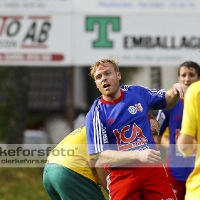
xmin=142 ymin=164 xmax=177 ymax=200
xmin=43 ymin=164 xmax=62 ymax=200
xmin=108 ymin=168 xmax=142 ymax=200
xmin=55 ymin=166 xmax=105 ymax=200
xmin=167 ymin=172 xmax=186 ymax=200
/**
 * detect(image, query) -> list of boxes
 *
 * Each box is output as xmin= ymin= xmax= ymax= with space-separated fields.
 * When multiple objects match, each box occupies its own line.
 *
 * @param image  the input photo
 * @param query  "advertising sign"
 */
xmin=1 ymin=1 xmax=200 ymax=66
xmin=74 ymin=0 xmax=200 ymax=14
xmin=0 ymin=14 xmax=72 ymax=66
xmin=73 ymin=15 xmax=200 ymax=66
xmin=0 ymin=0 xmax=72 ymax=14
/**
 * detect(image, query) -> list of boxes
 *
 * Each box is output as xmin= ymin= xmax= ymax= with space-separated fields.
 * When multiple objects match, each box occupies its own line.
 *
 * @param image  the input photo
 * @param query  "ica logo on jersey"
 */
xmin=113 ymin=123 xmax=148 ymax=151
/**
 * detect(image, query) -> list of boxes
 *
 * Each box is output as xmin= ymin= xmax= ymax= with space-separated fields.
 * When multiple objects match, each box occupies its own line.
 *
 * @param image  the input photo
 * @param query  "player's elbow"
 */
xmin=177 ymin=144 xmax=192 ymax=157
xmin=177 ymin=135 xmax=194 ymax=157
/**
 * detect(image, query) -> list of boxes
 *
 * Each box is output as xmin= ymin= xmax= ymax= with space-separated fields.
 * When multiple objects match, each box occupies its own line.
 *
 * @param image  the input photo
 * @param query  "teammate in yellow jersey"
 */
xmin=177 ymin=80 xmax=200 ymax=200
xmin=43 ymin=114 xmax=160 ymax=200
xmin=43 ymin=126 xmax=107 ymax=200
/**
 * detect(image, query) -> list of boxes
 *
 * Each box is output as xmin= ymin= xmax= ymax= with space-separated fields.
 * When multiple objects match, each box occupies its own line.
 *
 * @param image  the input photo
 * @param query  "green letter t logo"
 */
xmin=86 ymin=17 xmax=120 ymax=48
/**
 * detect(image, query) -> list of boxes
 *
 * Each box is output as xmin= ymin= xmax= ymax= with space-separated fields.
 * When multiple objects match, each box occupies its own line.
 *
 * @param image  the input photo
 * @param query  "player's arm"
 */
xmin=177 ymin=134 xmax=196 ymax=157
xmin=95 ymin=159 xmax=109 ymax=193
xmin=165 ymin=83 xmax=187 ymax=109
xmin=89 ymin=155 xmax=109 ymax=193
xmin=97 ymin=148 xmax=161 ymax=167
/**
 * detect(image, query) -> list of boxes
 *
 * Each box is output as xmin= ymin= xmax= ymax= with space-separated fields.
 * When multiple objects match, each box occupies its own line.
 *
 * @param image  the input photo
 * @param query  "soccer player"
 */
xmin=42 ymin=117 xmax=161 ymax=199
xmin=177 ymin=80 xmax=200 ymax=200
xmin=86 ymin=58 xmax=187 ymax=200
xmin=157 ymin=61 xmax=200 ymax=199
xmin=43 ymin=126 xmax=106 ymax=200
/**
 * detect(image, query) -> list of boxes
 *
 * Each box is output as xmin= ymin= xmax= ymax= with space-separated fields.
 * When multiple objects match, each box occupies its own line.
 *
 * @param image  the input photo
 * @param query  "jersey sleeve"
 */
xmin=130 ymin=85 xmax=167 ymax=110
xmin=157 ymin=110 xmax=169 ymax=136
xmin=85 ymin=101 xmax=110 ymax=155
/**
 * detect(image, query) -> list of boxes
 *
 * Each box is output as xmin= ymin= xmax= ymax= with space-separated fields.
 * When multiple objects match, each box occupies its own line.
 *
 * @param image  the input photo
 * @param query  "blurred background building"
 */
xmin=0 ymin=0 xmax=199 ymax=144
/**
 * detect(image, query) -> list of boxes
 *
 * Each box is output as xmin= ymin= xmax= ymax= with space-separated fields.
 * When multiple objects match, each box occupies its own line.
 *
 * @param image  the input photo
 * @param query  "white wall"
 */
xmin=123 ymin=67 xmax=151 ymax=87
xmin=161 ymin=66 xmax=178 ymax=90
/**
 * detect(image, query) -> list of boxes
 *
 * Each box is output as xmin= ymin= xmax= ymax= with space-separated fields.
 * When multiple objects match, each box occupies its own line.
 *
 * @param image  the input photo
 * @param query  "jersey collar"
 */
xmin=100 ymin=90 xmax=124 ymax=104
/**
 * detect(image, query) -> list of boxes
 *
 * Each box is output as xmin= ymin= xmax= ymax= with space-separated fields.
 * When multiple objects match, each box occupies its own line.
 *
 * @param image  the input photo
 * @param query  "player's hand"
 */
xmin=138 ymin=149 xmax=161 ymax=163
xmin=173 ymin=83 xmax=187 ymax=99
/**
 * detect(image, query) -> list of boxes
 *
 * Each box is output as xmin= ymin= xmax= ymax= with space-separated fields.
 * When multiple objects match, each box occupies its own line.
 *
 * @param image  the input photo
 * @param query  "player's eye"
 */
xmin=95 ymin=75 xmax=101 ymax=80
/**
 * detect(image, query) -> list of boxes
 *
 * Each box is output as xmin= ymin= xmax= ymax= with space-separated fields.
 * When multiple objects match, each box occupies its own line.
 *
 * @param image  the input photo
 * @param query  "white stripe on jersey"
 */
xmin=93 ymin=101 xmax=103 ymax=153
xmin=121 ymin=85 xmax=166 ymax=98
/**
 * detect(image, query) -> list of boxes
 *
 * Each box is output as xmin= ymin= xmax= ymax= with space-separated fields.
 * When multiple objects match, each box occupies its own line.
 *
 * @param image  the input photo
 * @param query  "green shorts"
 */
xmin=43 ymin=163 xmax=106 ymax=200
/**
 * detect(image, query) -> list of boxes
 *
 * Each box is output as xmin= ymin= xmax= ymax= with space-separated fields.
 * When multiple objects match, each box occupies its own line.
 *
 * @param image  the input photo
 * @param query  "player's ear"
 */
xmin=117 ymin=72 xmax=121 ymax=81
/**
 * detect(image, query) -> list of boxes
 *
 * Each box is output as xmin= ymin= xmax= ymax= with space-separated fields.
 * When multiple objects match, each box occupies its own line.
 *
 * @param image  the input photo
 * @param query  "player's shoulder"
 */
xmin=187 ymin=81 xmax=200 ymax=94
xmin=86 ymin=97 xmax=102 ymax=117
xmin=72 ymin=126 xmax=86 ymax=134
xmin=90 ymin=97 xmax=102 ymax=110
xmin=68 ymin=126 xmax=85 ymax=136
xmin=184 ymin=81 xmax=200 ymax=105
xmin=191 ymin=80 xmax=200 ymax=88
xmin=120 ymin=84 xmax=143 ymax=92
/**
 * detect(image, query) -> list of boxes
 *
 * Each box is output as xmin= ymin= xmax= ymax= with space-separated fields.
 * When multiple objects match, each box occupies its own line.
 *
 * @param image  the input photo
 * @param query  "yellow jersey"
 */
xmin=47 ymin=126 xmax=98 ymax=184
xmin=181 ymin=81 xmax=200 ymax=199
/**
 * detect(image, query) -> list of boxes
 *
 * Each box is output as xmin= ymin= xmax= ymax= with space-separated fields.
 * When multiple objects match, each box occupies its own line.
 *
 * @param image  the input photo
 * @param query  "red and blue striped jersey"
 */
xmin=157 ymin=99 xmax=195 ymax=181
xmin=86 ymin=85 xmax=166 ymax=155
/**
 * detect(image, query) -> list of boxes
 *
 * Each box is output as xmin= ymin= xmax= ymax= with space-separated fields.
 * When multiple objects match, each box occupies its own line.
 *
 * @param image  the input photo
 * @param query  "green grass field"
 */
xmin=0 ymin=168 xmax=49 ymax=200
xmin=0 ymin=167 xmax=109 ymax=200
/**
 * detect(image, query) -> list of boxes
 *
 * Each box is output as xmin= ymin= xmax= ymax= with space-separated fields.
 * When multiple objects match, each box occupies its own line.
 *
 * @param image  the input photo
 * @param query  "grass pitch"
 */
xmin=0 ymin=167 xmax=109 ymax=200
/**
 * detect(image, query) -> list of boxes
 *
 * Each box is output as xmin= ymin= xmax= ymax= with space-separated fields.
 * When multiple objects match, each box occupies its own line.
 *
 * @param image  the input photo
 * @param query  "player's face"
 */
xmin=178 ymin=66 xmax=199 ymax=87
xmin=94 ymin=62 xmax=121 ymax=101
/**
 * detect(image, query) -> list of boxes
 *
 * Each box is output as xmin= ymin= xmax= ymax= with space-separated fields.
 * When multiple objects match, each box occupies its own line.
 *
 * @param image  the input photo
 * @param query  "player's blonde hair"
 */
xmin=89 ymin=58 xmax=119 ymax=80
